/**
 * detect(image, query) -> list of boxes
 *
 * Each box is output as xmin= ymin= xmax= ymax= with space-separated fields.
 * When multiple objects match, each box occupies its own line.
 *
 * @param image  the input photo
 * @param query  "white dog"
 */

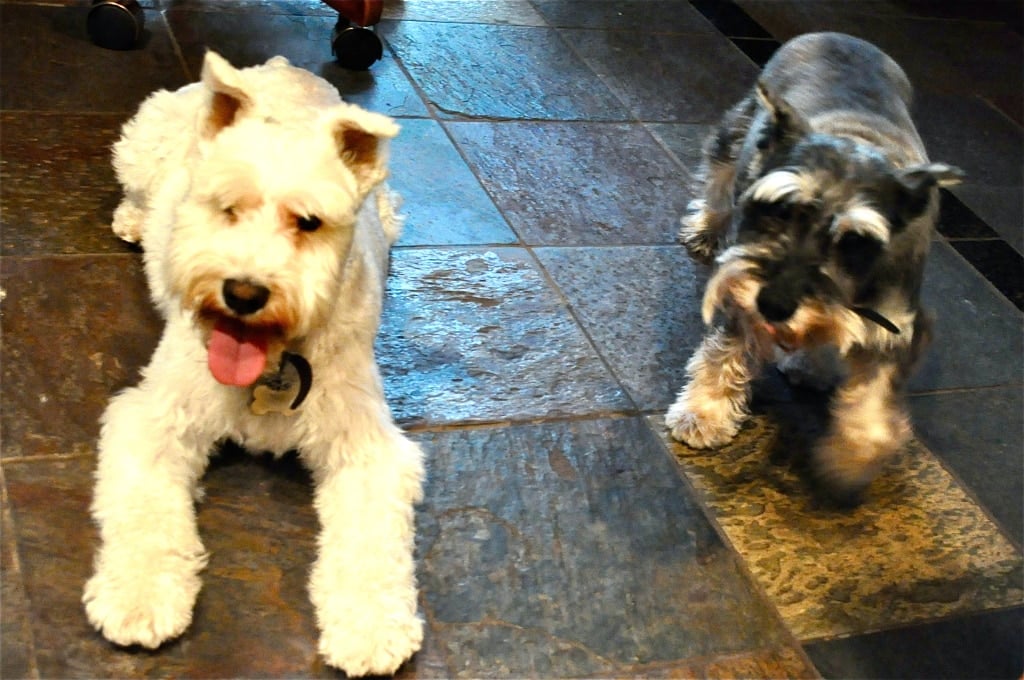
xmin=82 ymin=51 xmax=425 ymax=676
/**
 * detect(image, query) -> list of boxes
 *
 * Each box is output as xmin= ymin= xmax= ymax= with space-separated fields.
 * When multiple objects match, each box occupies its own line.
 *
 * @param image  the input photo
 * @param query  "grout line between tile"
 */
xmin=0 ymin=467 xmax=42 ymax=680
xmin=401 ymin=408 xmax=642 ymax=435
xmin=798 ymin=602 xmax=1024 ymax=646
xmin=637 ymin=415 xmax=821 ymax=668
xmin=900 ymin=418 xmax=1024 ymax=552
xmin=520 ymin=243 xmax=641 ymax=410
xmin=938 ymin=238 xmax=1024 ymax=313
xmin=908 ymin=382 xmax=1024 ymax=397
xmin=161 ymin=7 xmax=195 ymax=81
xmin=1 ymin=452 xmax=96 ymax=465
xmin=387 ymin=21 xmax=673 ymax=413
xmin=0 ymin=251 xmax=140 ymax=262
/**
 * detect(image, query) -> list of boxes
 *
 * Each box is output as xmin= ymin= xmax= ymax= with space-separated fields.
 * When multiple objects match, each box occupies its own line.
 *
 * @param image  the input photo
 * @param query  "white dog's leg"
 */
xmin=83 ymin=383 xmax=211 ymax=649
xmin=666 ymin=327 xmax=757 ymax=448
xmin=111 ymin=190 xmax=148 ymax=244
xmin=305 ymin=423 xmax=425 ymax=677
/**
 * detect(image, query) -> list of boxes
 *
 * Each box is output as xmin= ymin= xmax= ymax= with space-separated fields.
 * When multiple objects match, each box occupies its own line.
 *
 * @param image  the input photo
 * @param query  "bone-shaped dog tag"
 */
xmin=250 ymin=353 xmax=313 ymax=416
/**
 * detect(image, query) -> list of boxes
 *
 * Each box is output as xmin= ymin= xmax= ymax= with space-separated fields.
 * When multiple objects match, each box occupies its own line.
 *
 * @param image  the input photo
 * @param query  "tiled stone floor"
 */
xmin=1 ymin=0 xmax=1022 ymax=678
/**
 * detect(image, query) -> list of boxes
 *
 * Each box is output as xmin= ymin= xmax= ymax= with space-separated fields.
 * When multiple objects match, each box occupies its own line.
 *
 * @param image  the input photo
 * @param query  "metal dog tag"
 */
xmin=250 ymin=352 xmax=313 ymax=416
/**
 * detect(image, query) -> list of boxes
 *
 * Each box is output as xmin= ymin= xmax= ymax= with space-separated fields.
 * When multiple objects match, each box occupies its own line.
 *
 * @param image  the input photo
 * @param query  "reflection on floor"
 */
xmin=2 ymin=1 xmax=1021 ymax=678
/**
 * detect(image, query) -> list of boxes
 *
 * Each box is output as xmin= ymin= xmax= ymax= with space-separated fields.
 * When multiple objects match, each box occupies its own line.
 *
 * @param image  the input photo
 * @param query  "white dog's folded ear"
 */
xmin=200 ymin=51 xmax=253 ymax=139
xmin=325 ymin=105 xmax=400 ymax=194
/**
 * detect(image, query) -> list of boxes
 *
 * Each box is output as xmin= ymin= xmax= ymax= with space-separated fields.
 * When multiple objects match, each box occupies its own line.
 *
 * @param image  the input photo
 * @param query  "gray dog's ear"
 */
xmin=755 ymin=80 xmax=809 ymax=150
xmin=896 ymin=163 xmax=965 ymax=192
xmin=889 ymin=163 xmax=965 ymax=229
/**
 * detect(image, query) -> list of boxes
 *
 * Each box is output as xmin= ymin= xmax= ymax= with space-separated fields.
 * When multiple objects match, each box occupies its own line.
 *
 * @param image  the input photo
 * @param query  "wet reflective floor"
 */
xmin=2 ymin=1 xmax=1022 ymax=677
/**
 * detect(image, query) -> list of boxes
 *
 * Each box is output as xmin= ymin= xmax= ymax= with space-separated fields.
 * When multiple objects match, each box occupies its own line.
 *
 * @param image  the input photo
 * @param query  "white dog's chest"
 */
xmin=229 ymin=406 xmax=311 ymax=457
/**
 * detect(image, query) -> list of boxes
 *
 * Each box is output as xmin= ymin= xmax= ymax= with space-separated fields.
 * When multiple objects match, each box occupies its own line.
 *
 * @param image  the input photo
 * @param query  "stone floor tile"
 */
xmin=915 ymin=91 xmax=1024 ymax=194
xmin=645 ymin=122 xmax=713 ymax=178
xmin=3 ymin=457 xmax=110 ymax=679
xmin=652 ymin=414 xmax=1024 ymax=641
xmin=535 ymin=245 xmax=708 ymax=411
xmin=533 ymin=0 xmax=718 ymax=33
xmin=597 ymin=646 xmax=819 ymax=678
xmin=0 ymin=5 xmax=188 ymax=112
xmin=912 ymin=241 xmax=1024 ymax=392
xmin=378 ymin=247 xmax=632 ymax=425
xmin=445 ymin=122 xmax=691 ymax=246
xmin=951 ymin=184 xmax=1024 ymax=256
xmin=415 ymin=417 xmax=797 ymax=676
xmin=167 ymin=9 xmax=428 ymax=116
xmin=379 ymin=21 xmax=629 ymax=120
xmin=1 ymin=426 xmax=805 ymax=679
xmin=899 ymin=0 xmax=1024 ymax=28
xmin=948 ymin=239 xmax=1024 ymax=311
xmin=729 ymin=36 xmax=782 ymax=67
xmin=1 ymin=113 xmax=130 ymax=256
xmin=1 ymin=450 xmax=447 ymax=677
xmin=562 ymin=29 xmax=759 ymax=123
xmin=1 ymin=472 xmax=37 ymax=680
xmin=383 ymin=0 xmax=546 ymax=26
xmin=689 ymin=0 xmax=775 ymax=38
xmin=910 ymin=386 xmax=1024 ymax=546
xmin=389 ymin=118 xmax=518 ymax=247
xmin=936 ymin=189 xmax=1002 ymax=240
xmin=0 ymin=256 xmax=161 ymax=460
xmin=738 ymin=0 xmax=1024 ymax=123
xmin=803 ymin=606 xmax=1024 ymax=680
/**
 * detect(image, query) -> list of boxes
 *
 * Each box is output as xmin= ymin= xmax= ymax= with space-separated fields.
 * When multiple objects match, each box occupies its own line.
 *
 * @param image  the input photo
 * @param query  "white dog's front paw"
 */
xmin=665 ymin=398 xmax=742 ymax=449
xmin=83 ymin=554 xmax=204 ymax=649
xmin=111 ymin=199 xmax=145 ymax=244
xmin=318 ymin=609 xmax=423 ymax=677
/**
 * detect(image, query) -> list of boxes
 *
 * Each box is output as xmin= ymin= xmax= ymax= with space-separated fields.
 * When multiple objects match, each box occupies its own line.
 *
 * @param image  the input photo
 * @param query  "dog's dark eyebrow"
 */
xmin=850 ymin=306 xmax=901 ymax=334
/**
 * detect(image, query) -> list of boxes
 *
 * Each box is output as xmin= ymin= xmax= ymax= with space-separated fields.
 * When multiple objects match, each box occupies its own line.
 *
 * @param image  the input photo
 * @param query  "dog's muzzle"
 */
xmin=754 ymin=267 xmax=810 ymax=323
xmin=222 ymin=278 xmax=271 ymax=316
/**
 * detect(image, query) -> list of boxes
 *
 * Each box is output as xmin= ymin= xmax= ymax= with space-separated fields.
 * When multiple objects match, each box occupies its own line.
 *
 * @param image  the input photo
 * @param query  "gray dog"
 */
xmin=666 ymin=32 xmax=962 ymax=500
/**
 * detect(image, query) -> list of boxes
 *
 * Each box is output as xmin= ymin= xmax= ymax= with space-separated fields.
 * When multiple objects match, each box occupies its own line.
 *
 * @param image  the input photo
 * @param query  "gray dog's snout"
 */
xmin=756 ymin=267 xmax=812 ymax=323
xmin=756 ymin=286 xmax=799 ymax=322
xmin=222 ymin=278 xmax=270 ymax=316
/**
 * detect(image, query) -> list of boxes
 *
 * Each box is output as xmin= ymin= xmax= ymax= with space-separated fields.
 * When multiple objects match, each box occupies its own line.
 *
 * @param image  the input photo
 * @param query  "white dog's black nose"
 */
xmin=223 ymin=278 xmax=270 ymax=315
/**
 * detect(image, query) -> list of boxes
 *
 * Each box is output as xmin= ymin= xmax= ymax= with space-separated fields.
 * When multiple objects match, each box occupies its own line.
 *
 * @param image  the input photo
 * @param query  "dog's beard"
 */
xmin=701 ymin=248 xmax=762 ymax=325
xmin=183 ymin=278 xmax=300 ymax=387
xmin=702 ymin=246 xmax=886 ymax=355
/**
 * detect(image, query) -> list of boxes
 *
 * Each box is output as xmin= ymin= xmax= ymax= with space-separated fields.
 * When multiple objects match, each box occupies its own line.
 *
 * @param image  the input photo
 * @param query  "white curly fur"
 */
xmin=83 ymin=51 xmax=424 ymax=677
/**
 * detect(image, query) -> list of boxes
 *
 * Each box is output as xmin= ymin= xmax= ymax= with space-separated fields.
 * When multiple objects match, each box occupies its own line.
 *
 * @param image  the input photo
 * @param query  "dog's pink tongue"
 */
xmin=208 ymin=318 xmax=269 ymax=387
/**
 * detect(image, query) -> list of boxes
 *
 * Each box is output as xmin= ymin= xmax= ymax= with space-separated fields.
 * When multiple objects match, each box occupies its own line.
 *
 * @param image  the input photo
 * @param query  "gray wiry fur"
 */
xmin=669 ymin=32 xmax=962 ymax=501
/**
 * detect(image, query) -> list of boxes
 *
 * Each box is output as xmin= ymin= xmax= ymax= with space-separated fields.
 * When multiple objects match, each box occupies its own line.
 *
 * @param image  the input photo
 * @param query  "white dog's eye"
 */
xmin=297 ymin=215 xmax=322 ymax=232
xmin=223 ymin=206 xmax=237 ymax=222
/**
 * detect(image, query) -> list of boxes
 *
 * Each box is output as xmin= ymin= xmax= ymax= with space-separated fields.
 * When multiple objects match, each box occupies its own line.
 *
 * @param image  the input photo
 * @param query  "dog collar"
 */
xmin=850 ymin=306 xmax=901 ymax=334
xmin=249 ymin=352 xmax=313 ymax=416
